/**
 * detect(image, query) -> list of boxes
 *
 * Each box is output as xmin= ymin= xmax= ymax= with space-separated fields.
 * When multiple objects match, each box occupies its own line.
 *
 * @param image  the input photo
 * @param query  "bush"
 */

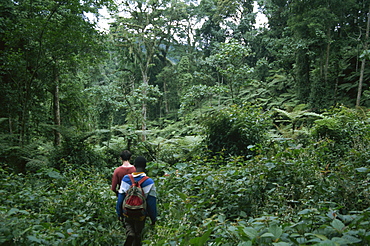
xmin=51 ymin=130 xmax=107 ymax=171
xmin=202 ymin=104 xmax=272 ymax=158
xmin=146 ymin=154 xmax=370 ymax=245
xmin=311 ymin=106 xmax=370 ymax=157
xmin=0 ymin=167 xmax=123 ymax=245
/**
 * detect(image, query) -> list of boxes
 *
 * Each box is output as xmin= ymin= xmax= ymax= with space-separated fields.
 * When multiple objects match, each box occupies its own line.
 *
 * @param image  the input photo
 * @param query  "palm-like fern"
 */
xmin=274 ymin=104 xmax=324 ymax=135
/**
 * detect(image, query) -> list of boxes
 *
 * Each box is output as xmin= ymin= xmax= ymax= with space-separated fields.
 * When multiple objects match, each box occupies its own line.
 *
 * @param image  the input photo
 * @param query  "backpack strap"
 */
xmin=128 ymin=174 xmax=149 ymax=186
xmin=138 ymin=176 xmax=149 ymax=186
xmin=128 ymin=174 xmax=135 ymax=184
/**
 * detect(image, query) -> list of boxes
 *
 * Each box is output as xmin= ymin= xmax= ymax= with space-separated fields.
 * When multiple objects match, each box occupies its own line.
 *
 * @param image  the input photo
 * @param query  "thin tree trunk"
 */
xmin=140 ymin=45 xmax=154 ymax=141
xmin=357 ymin=7 xmax=370 ymax=107
xmin=334 ymin=77 xmax=339 ymax=104
xmin=53 ymin=70 xmax=61 ymax=146
xmin=163 ymin=81 xmax=169 ymax=115
xmin=141 ymin=71 xmax=149 ymax=142
xmin=141 ymin=99 xmax=147 ymax=142
xmin=8 ymin=117 xmax=13 ymax=135
xmin=19 ymin=79 xmax=31 ymax=147
xmin=324 ymin=27 xmax=331 ymax=84
xmin=296 ymin=48 xmax=310 ymax=103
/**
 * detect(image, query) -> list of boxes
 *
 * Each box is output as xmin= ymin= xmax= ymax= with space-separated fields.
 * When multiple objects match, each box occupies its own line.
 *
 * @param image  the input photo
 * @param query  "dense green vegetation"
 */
xmin=1 ymin=0 xmax=370 ymax=245
xmin=1 ymin=106 xmax=370 ymax=245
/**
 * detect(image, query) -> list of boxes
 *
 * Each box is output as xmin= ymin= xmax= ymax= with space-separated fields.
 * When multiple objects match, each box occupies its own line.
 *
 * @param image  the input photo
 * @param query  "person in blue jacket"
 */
xmin=116 ymin=156 xmax=157 ymax=246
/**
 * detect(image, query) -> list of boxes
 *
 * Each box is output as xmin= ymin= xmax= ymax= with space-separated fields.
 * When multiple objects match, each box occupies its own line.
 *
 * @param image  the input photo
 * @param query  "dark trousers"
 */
xmin=123 ymin=217 xmax=146 ymax=246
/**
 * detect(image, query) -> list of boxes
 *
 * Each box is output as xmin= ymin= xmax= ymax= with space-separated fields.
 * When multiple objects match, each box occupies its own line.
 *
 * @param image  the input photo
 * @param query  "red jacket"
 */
xmin=111 ymin=165 xmax=136 ymax=193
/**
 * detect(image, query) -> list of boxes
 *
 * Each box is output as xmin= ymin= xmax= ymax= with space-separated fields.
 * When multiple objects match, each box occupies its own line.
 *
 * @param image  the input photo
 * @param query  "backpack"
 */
xmin=122 ymin=174 xmax=149 ymax=220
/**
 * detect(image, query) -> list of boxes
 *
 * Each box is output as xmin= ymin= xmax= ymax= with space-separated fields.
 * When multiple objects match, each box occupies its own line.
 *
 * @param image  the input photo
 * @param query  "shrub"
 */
xmin=311 ymin=106 xmax=370 ymax=157
xmin=146 ymin=155 xmax=370 ymax=245
xmin=202 ymin=104 xmax=272 ymax=158
xmin=0 ymin=167 xmax=124 ymax=245
xmin=51 ymin=129 xmax=107 ymax=171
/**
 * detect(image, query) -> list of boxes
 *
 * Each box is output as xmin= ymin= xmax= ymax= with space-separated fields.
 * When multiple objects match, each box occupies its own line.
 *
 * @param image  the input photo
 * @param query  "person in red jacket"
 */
xmin=111 ymin=150 xmax=136 ymax=196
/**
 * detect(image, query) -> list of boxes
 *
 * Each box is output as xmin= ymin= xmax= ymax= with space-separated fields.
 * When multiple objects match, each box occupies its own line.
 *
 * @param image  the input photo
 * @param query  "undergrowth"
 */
xmin=1 ymin=106 xmax=369 ymax=245
xmin=1 ymin=151 xmax=369 ymax=245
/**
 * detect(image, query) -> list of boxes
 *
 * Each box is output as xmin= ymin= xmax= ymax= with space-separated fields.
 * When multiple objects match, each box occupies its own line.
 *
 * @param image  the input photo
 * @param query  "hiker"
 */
xmin=116 ymin=156 xmax=157 ymax=246
xmin=111 ymin=150 xmax=136 ymax=196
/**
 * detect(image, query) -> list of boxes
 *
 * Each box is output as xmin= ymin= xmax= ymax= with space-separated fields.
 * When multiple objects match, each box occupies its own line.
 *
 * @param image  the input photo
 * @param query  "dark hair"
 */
xmin=120 ymin=150 xmax=132 ymax=161
xmin=134 ymin=156 xmax=147 ymax=169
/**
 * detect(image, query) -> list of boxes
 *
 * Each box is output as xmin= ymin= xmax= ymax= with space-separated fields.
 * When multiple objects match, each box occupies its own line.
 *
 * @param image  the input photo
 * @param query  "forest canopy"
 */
xmin=1 ymin=0 xmax=369 ymax=169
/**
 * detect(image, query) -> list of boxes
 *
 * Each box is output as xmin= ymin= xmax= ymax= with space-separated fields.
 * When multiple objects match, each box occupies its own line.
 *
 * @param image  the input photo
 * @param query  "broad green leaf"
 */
xmin=342 ymin=234 xmax=362 ymax=244
xmin=27 ymin=236 xmax=42 ymax=243
xmin=55 ymin=232 xmax=65 ymax=238
xmin=206 ymin=176 xmax=213 ymax=183
xmin=272 ymin=242 xmax=292 ymax=246
xmin=269 ymin=224 xmax=283 ymax=239
xmin=238 ymin=242 xmax=252 ymax=246
xmin=315 ymin=240 xmax=337 ymax=246
xmin=46 ymin=170 xmax=63 ymax=179
xmin=189 ymin=227 xmax=212 ymax=246
xmin=261 ymin=232 xmax=275 ymax=238
xmin=218 ymin=214 xmax=226 ymax=223
xmin=242 ymin=227 xmax=258 ymax=240
xmin=331 ymin=219 xmax=345 ymax=233
xmin=176 ymin=191 xmax=187 ymax=201
xmin=290 ymin=233 xmax=301 ymax=238
xmin=298 ymin=209 xmax=312 ymax=215
xmin=198 ymin=228 xmax=213 ymax=245
xmin=7 ymin=208 xmax=19 ymax=215
xmin=32 ymin=225 xmax=44 ymax=230
xmin=355 ymin=167 xmax=369 ymax=173
xmin=306 ymin=233 xmax=328 ymax=241
xmin=20 ymin=227 xmax=32 ymax=236
xmin=331 ymin=237 xmax=352 ymax=245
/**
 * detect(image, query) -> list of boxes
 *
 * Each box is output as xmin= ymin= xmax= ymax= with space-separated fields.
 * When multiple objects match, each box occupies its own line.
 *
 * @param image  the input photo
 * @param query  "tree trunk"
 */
xmin=357 ymin=7 xmax=370 ymax=107
xmin=140 ymin=47 xmax=154 ymax=142
xmin=53 ymin=74 xmax=61 ymax=146
xmin=141 ymin=72 xmax=149 ymax=142
xmin=324 ymin=27 xmax=331 ymax=84
xmin=8 ymin=117 xmax=13 ymax=135
xmin=141 ymin=99 xmax=147 ymax=142
xmin=296 ymin=48 xmax=310 ymax=103
xmin=19 ymin=77 xmax=32 ymax=147
xmin=163 ymin=81 xmax=169 ymax=115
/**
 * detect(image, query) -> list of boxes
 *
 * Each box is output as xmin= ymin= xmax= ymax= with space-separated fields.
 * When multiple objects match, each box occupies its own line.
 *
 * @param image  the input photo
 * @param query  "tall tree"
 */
xmin=206 ymin=39 xmax=253 ymax=102
xmin=111 ymin=0 xmax=191 ymax=140
xmin=356 ymin=5 xmax=370 ymax=107
xmin=261 ymin=0 xmax=370 ymax=109
xmin=0 ymin=0 xmax=111 ymax=170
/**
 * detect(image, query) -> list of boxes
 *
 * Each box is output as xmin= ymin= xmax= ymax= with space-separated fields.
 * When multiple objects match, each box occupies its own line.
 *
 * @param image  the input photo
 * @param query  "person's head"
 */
xmin=120 ymin=150 xmax=132 ymax=161
xmin=134 ymin=156 xmax=147 ymax=171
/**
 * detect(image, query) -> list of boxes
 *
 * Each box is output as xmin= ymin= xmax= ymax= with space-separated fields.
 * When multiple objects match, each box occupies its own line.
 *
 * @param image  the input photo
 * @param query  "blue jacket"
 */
xmin=116 ymin=173 xmax=157 ymax=223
